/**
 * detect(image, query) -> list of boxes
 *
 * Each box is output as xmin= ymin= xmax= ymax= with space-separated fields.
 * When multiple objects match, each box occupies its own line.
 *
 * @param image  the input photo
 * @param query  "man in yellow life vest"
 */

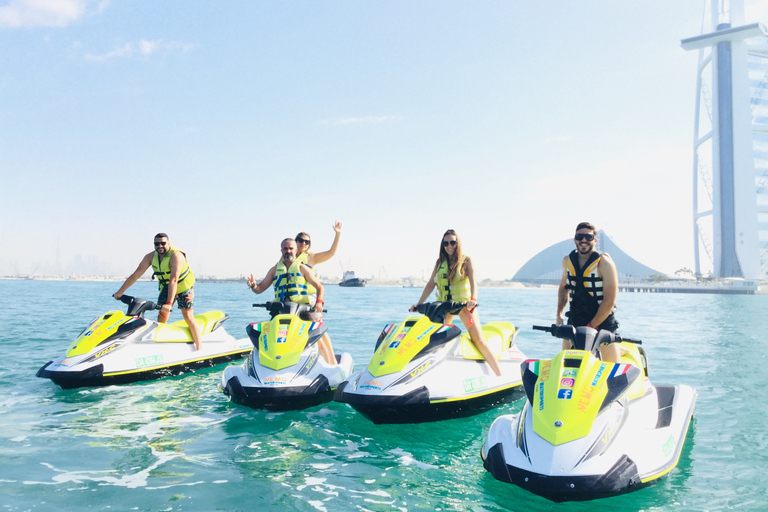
xmin=556 ymin=222 xmax=621 ymax=363
xmin=113 ymin=233 xmax=203 ymax=351
xmin=246 ymin=238 xmax=337 ymax=366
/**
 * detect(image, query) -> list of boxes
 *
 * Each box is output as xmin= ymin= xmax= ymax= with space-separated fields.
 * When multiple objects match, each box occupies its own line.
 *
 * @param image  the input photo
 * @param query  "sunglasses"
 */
xmin=296 ymin=237 xmax=311 ymax=245
xmin=442 ymin=240 xmax=457 ymax=247
xmin=154 ymin=241 xmax=168 ymax=246
xmin=574 ymin=234 xmax=595 ymax=242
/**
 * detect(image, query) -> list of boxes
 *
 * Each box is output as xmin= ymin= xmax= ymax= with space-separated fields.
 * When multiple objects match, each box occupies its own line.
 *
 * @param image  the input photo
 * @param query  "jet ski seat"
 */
xmin=461 ymin=322 xmax=516 ymax=361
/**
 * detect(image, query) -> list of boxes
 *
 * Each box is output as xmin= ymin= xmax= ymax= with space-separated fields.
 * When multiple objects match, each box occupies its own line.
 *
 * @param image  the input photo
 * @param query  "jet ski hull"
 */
xmin=37 ymin=349 xmax=249 ymax=389
xmin=482 ymin=383 xmax=697 ymax=502
xmin=221 ymin=352 xmax=353 ymax=411
xmin=336 ymin=380 xmax=524 ymax=424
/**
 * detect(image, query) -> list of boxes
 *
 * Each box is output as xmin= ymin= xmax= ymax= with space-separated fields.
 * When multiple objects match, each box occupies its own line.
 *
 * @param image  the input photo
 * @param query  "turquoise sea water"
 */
xmin=1 ymin=280 xmax=767 ymax=511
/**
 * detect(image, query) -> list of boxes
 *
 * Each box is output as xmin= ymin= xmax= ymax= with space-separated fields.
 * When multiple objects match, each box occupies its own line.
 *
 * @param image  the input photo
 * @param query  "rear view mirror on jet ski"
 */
xmin=481 ymin=324 xmax=696 ymax=502
xmin=36 ymin=295 xmax=252 ymax=389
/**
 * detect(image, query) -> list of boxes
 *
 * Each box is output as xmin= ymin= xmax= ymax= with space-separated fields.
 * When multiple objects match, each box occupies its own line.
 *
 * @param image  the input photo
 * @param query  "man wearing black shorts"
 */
xmin=113 ymin=233 xmax=203 ymax=351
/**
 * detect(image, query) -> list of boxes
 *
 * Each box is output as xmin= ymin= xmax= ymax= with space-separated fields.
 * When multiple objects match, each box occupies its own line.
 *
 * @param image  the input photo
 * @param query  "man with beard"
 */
xmin=114 ymin=233 xmax=203 ymax=351
xmin=556 ymin=222 xmax=621 ymax=363
xmin=246 ymin=238 xmax=336 ymax=365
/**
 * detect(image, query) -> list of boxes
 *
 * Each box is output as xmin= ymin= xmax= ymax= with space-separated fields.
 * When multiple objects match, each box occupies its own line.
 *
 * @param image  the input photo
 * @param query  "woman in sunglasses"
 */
xmin=410 ymin=229 xmax=502 ymax=376
xmin=294 ymin=221 xmax=343 ymax=269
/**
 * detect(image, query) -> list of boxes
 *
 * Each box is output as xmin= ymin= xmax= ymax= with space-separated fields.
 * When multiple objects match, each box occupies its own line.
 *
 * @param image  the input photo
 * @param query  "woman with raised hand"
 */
xmin=295 ymin=221 xmax=342 ymax=268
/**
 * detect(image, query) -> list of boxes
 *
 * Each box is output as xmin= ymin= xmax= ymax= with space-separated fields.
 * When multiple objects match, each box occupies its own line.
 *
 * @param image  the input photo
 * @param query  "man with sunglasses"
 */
xmin=556 ymin=222 xmax=621 ymax=363
xmin=246 ymin=238 xmax=337 ymax=366
xmin=113 ymin=233 xmax=203 ymax=351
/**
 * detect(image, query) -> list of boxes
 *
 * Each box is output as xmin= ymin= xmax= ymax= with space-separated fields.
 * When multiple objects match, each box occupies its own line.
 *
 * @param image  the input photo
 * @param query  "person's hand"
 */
xmin=466 ymin=298 xmax=478 ymax=312
xmin=161 ymin=303 xmax=172 ymax=312
xmin=314 ymin=302 xmax=323 ymax=313
xmin=113 ymin=292 xmax=122 ymax=300
xmin=246 ymin=274 xmax=256 ymax=289
xmin=332 ymin=220 xmax=342 ymax=233
xmin=555 ymin=316 xmax=564 ymax=326
xmin=409 ymin=304 xmax=418 ymax=312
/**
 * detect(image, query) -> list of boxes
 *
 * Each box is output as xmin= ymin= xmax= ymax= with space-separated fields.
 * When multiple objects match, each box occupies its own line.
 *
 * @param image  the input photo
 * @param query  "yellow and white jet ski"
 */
xmin=481 ymin=324 xmax=697 ymax=501
xmin=334 ymin=301 xmax=526 ymax=424
xmin=37 ymin=295 xmax=252 ymax=389
xmin=220 ymin=301 xmax=354 ymax=411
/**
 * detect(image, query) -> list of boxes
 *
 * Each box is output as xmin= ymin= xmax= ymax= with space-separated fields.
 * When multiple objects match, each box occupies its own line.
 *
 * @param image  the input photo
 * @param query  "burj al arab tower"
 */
xmin=681 ymin=0 xmax=768 ymax=280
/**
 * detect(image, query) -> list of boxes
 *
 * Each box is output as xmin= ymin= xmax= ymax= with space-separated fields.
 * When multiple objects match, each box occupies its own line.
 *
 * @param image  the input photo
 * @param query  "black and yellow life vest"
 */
xmin=565 ymin=250 xmax=616 ymax=328
xmin=274 ymin=259 xmax=311 ymax=304
xmin=151 ymin=245 xmax=194 ymax=293
xmin=435 ymin=256 xmax=471 ymax=302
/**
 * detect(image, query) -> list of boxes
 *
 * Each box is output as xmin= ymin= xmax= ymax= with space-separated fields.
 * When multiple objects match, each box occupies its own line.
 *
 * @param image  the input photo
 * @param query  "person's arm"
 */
xmin=464 ymin=257 xmax=478 ymax=311
xmin=590 ymin=255 xmax=618 ymax=328
xmin=248 ymin=266 xmax=277 ymax=294
xmin=307 ymin=221 xmax=342 ymax=266
xmin=411 ymin=263 xmax=439 ymax=310
xmin=114 ymin=252 xmax=154 ymax=299
xmin=300 ymin=264 xmax=325 ymax=312
xmin=556 ymin=256 xmax=569 ymax=325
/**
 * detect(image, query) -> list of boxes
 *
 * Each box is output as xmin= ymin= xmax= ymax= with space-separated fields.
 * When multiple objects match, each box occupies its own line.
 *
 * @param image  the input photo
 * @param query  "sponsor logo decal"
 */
xmin=563 ymin=369 xmax=577 ymax=378
xmin=264 ymin=376 xmax=288 ymax=386
xmin=277 ymin=337 xmax=287 ymax=344
xmin=564 ymin=350 xmax=581 ymax=356
xmin=662 ymin=434 xmax=675 ymax=457
xmin=262 ymin=334 xmax=268 ymax=351
xmin=389 ymin=341 xmax=400 ymax=348
xmin=539 ymin=361 xmax=551 ymax=382
xmin=560 ymin=378 xmax=575 ymax=388
xmin=538 ymin=382 xmax=545 ymax=410
xmin=278 ymin=330 xmax=288 ymax=336
xmin=558 ymin=389 xmax=572 ymax=399
xmin=135 ymin=355 xmax=163 ymax=368
xmin=360 ymin=379 xmax=383 ymax=390
xmin=298 ymin=324 xmax=306 ymax=336
xmin=395 ymin=333 xmax=406 ymax=341
xmin=463 ymin=376 xmax=488 ymax=393
xmin=577 ymin=385 xmax=595 ymax=412
xmin=415 ymin=326 xmax=435 ymax=341
xmin=591 ymin=363 xmax=607 ymax=386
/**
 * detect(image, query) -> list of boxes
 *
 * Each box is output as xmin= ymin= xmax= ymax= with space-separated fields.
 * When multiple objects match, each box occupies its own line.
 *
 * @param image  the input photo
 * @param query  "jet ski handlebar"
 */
xmin=413 ymin=301 xmax=471 ymax=324
xmin=532 ymin=324 xmax=642 ymax=345
xmin=254 ymin=302 xmax=327 ymax=319
xmin=117 ymin=295 xmax=159 ymax=317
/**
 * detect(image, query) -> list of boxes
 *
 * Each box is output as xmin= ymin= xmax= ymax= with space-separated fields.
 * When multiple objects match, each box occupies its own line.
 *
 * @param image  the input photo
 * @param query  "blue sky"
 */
xmin=2 ymin=0 xmax=767 ymax=280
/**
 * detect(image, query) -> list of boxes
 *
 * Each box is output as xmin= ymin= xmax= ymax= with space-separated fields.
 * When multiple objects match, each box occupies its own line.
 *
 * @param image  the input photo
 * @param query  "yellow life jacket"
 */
xmin=274 ymin=259 xmax=311 ymax=303
xmin=435 ymin=256 xmax=471 ymax=302
xmin=296 ymin=252 xmax=317 ymax=295
xmin=151 ymin=245 xmax=194 ymax=293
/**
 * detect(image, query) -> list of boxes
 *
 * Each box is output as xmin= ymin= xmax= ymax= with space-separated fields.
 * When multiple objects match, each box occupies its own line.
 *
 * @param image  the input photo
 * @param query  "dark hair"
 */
xmin=434 ymin=229 xmax=465 ymax=282
xmin=281 ymin=238 xmax=296 ymax=247
xmin=154 ymin=233 xmax=169 ymax=240
xmin=575 ymin=222 xmax=596 ymax=236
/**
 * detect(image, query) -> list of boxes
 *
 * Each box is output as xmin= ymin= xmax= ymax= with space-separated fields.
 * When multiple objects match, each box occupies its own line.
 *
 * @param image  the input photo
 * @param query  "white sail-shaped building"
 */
xmin=682 ymin=0 xmax=767 ymax=280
